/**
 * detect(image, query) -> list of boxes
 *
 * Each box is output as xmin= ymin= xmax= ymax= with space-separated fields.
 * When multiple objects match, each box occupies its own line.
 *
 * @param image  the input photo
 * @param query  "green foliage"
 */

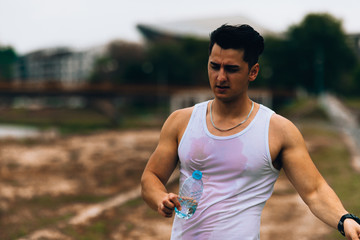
xmin=278 ymin=97 xmax=329 ymax=121
xmin=0 ymin=108 xmax=112 ymax=134
xmin=260 ymin=13 xmax=358 ymax=95
xmin=352 ymin=65 xmax=360 ymax=94
xmin=256 ymin=36 xmax=295 ymax=89
xmin=90 ymin=37 xmax=209 ymax=86
xmin=0 ymin=45 xmax=17 ymax=81
xmin=90 ymin=40 xmax=148 ymax=84
xmin=89 ymin=13 xmax=359 ymax=95
xmin=146 ymin=37 xmax=209 ymax=86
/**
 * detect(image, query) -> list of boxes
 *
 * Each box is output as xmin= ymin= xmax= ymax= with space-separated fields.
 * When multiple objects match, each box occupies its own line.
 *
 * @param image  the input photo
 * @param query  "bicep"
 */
xmin=142 ymin=111 xmax=181 ymax=185
xmin=145 ymin=141 xmax=179 ymax=185
xmin=276 ymin=117 xmax=326 ymax=201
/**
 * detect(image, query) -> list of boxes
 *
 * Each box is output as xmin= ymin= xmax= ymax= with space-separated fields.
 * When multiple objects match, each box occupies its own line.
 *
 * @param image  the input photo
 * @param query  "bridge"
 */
xmin=0 ymin=82 xmax=192 ymax=98
xmin=0 ymin=82 xmax=211 ymax=125
xmin=0 ymin=81 xmax=294 ymax=125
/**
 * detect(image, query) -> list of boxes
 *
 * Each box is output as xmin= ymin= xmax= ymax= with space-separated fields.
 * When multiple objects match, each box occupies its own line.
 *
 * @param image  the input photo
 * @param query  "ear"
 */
xmin=248 ymin=63 xmax=259 ymax=82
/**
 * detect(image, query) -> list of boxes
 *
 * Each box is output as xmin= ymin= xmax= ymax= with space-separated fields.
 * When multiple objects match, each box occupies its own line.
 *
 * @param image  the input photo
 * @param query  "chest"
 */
xmin=178 ymin=133 xmax=271 ymax=181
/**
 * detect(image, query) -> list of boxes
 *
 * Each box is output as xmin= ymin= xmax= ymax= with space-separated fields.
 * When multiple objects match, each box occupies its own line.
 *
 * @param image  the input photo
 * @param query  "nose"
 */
xmin=217 ymin=67 xmax=227 ymax=81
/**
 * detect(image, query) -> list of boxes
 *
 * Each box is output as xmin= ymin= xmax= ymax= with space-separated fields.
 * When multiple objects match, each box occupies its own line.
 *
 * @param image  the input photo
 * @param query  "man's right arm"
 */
xmin=141 ymin=108 xmax=192 ymax=218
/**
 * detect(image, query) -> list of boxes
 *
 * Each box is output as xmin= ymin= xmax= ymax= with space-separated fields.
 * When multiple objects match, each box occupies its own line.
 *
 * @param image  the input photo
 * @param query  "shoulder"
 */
xmin=270 ymin=113 xmax=302 ymax=137
xmin=269 ymin=113 xmax=293 ymax=130
xmin=160 ymin=106 xmax=194 ymax=143
xmin=268 ymin=113 xmax=308 ymax=168
xmin=269 ymin=113 xmax=306 ymax=151
xmin=165 ymin=106 xmax=194 ymax=128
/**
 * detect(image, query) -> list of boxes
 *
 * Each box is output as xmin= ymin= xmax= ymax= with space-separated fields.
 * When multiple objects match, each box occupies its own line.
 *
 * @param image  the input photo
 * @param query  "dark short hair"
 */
xmin=209 ymin=24 xmax=264 ymax=68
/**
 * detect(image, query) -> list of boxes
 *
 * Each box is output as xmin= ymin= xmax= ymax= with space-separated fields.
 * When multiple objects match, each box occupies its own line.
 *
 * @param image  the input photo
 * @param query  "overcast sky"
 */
xmin=0 ymin=0 xmax=359 ymax=54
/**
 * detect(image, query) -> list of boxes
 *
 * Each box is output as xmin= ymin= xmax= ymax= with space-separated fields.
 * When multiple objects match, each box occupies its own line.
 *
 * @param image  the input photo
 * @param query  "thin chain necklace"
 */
xmin=210 ymin=100 xmax=254 ymax=132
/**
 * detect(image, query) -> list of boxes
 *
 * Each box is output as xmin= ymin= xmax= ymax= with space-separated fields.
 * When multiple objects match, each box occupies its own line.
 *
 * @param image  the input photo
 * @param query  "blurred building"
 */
xmin=14 ymin=46 xmax=105 ymax=86
xmin=137 ymin=15 xmax=278 ymax=43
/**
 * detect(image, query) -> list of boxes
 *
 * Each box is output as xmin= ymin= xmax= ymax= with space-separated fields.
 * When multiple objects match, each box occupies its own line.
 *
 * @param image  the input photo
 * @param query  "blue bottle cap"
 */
xmin=192 ymin=170 xmax=202 ymax=180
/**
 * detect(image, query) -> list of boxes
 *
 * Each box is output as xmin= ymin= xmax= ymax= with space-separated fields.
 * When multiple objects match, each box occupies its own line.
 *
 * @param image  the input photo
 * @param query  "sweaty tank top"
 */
xmin=171 ymin=100 xmax=279 ymax=240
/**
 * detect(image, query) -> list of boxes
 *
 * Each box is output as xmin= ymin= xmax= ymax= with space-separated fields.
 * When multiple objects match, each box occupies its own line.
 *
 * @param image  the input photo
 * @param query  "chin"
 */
xmin=214 ymin=95 xmax=233 ymax=103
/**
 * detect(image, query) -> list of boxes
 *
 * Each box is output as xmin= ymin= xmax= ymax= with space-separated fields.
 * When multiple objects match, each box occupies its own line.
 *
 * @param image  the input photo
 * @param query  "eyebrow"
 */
xmin=210 ymin=61 xmax=240 ymax=69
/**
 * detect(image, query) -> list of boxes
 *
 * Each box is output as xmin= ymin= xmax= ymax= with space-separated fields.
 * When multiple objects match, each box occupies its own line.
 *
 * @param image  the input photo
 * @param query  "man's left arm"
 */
xmin=270 ymin=114 xmax=360 ymax=239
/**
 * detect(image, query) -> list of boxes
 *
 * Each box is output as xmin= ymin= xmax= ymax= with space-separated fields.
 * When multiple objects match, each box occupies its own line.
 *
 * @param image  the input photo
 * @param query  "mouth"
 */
xmin=216 ymin=85 xmax=230 ymax=90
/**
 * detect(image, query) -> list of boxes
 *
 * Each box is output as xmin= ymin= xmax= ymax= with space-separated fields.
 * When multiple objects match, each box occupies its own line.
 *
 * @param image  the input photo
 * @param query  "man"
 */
xmin=141 ymin=24 xmax=360 ymax=239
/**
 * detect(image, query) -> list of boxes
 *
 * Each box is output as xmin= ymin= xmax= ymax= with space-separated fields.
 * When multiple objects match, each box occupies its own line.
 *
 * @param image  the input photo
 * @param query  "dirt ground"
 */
xmin=0 ymin=129 xmax=334 ymax=240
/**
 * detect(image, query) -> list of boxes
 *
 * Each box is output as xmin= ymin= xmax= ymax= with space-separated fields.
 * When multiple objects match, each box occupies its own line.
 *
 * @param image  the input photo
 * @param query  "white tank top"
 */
xmin=171 ymin=101 xmax=279 ymax=240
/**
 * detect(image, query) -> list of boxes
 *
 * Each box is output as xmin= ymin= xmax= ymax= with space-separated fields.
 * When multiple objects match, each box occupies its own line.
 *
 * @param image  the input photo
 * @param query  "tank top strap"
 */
xmin=178 ymin=100 xmax=210 ymax=152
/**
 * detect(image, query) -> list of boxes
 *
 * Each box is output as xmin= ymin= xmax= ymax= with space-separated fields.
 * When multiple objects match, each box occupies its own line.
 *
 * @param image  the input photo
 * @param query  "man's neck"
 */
xmin=213 ymin=97 xmax=252 ymax=119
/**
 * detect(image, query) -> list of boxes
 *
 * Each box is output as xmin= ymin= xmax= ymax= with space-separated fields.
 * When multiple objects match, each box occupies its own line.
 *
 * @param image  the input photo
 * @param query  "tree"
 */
xmin=256 ymin=36 xmax=294 ymax=90
xmin=259 ymin=13 xmax=357 ymax=95
xmin=90 ymin=37 xmax=210 ymax=87
xmin=90 ymin=40 xmax=147 ymax=84
xmin=353 ymin=65 xmax=360 ymax=94
xmin=146 ymin=37 xmax=209 ymax=86
xmin=0 ymin=46 xmax=17 ymax=81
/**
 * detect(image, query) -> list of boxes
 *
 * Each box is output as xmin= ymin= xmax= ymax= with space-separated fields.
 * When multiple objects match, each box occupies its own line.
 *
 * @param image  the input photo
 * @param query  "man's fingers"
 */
xmin=158 ymin=203 xmax=173 ymax=217
xmin=168 ymin=193 xmax=181 ymax=210
xmin=157 ymin=193 xmax=180 ymax=218
xmin=160 ymin=203 xmax=174 ymax=217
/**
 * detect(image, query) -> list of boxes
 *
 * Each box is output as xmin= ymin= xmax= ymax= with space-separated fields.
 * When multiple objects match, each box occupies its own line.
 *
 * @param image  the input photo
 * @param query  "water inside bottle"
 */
xmin=175 ymin=197 xmax=198 ymax=219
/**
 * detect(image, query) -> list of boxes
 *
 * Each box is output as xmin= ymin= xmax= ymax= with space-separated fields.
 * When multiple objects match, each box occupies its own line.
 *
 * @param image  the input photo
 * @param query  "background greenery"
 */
xmin=86 ymin=13 xmax=360 ymax=96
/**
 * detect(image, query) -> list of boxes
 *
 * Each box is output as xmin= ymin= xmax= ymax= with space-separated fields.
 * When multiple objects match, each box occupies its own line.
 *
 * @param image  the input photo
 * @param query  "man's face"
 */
xmin=207 ymin=44 xmax=258 ymax=102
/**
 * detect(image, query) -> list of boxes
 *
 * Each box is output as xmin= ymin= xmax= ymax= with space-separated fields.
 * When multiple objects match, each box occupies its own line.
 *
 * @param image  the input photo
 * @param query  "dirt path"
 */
xmin=261 ymin=173 xmax=332 ymax=240
xmin=0 ymin=129 xmax=333 ymax=239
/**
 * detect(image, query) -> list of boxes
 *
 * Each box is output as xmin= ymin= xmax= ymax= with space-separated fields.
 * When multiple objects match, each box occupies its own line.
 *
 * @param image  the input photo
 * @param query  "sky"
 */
xmin=0 ymin=0 xmax=359 ymax=54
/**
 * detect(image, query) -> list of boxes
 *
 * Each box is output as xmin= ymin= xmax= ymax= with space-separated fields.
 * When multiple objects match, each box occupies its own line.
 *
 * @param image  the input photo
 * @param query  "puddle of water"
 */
xmin=0 ymin=124 xmax=41 ymax=139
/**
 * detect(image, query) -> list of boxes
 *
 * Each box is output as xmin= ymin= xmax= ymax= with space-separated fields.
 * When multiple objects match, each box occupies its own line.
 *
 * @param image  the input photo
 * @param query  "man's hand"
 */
xmin=344 ymin=219 xmax=360 ymax=240
xmin=158 ymin=193 xmax=181 ymax=218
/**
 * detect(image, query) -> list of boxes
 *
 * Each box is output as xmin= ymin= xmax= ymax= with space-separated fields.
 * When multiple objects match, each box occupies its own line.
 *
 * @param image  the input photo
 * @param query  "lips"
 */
xmin=215 ymin=85 xmax=230 ymax=94
xmin=216 ymin=85 xmax=230 ymax=89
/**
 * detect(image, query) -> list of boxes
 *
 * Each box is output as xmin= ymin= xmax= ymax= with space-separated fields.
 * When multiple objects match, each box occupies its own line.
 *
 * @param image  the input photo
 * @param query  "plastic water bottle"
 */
xmin=175 ymin=170 xmax=203 ymax=219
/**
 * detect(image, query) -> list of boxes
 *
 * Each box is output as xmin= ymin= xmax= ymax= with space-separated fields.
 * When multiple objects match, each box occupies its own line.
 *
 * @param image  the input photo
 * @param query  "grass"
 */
xmin=0 ymin=108 xmax=112 ymax=134
xmin=278 ymin=97 xmax=330 ymax=121
xmin=1 ymin=194 xmax=112 ymax=239
xmin=302 ymin=122 xmax=360 ymax=198
xmin=343 ymin=97 xmax=360 ymax=109
xmin=304 ymin=127 xmax=360 ymax=239
xmin=0 ymin=106 xmax=166 ymax=135
xmin=63 ymin=221 xmax=109 ymax=240
xmin=285 ymin=97 xmax=360 ymax=239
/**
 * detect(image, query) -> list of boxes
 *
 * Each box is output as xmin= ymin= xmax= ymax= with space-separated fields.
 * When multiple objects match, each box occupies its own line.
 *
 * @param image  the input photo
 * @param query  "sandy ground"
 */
xmin=0 ymin=129 xmax=334 ymax=240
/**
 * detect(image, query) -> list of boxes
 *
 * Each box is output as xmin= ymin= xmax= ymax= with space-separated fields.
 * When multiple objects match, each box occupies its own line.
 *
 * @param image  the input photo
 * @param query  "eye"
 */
xmin=225 ymin=66 xmax=239 ymax=73
xmin=210 ymin=62 xmax=220 ymax=70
